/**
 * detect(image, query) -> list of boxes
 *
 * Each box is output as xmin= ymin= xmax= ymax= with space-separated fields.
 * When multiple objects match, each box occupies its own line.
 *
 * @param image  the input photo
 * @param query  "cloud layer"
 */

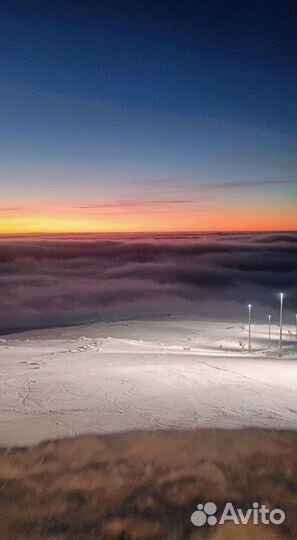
xmin=0 ymin=233 xmax=296 ymax=332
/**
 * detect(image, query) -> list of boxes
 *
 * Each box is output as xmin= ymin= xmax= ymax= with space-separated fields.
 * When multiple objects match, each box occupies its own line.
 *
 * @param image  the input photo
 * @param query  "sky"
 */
xmin=0 ymin=0 xmax=296 ymax=233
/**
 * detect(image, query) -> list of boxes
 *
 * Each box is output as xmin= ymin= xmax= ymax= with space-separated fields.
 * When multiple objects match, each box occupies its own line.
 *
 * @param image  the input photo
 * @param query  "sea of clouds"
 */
xmin=0 ymin=232 xmax=296 ymax=332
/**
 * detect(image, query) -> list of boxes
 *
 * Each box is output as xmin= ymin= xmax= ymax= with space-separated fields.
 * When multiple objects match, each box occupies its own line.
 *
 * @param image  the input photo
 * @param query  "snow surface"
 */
xmin=0 ymin=319 xmax=296 ymax=445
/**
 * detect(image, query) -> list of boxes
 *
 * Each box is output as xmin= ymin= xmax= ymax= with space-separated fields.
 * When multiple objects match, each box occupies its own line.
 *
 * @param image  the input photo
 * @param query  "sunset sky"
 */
xmin=0 ymin=0 xmax=296 ymax=233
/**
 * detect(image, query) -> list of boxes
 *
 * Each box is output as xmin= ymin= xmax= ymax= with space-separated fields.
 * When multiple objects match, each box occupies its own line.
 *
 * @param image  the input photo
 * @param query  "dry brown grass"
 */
xmin=0 ymin=429 xmax=296 ymax=539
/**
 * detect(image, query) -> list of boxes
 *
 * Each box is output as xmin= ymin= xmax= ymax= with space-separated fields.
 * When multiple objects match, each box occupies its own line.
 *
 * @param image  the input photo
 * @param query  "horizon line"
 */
xmin=0 ymin=229 xmax=296 ymax=237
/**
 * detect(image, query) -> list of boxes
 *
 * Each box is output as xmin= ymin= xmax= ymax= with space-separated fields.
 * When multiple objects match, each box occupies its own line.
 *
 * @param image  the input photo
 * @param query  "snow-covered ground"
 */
xmin=0 ymin=319 xmax=296 ymax=445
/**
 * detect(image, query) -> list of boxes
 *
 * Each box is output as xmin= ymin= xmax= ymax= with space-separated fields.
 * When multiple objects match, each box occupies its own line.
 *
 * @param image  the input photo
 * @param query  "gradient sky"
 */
xmin=0 ymin=0 xmax=296 ymax=233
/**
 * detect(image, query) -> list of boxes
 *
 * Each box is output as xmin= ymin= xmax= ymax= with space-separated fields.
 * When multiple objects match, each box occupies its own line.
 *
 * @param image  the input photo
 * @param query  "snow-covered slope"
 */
xmin=1 ymin=319 xmax=296 ymax=445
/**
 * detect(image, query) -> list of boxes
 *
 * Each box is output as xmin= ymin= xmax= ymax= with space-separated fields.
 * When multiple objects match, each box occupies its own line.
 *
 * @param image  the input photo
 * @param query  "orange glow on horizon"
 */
xmin=0 ymin=201 xmax=296 ymax=234
xmin=0 ymin=217 xmax=296 ymax=234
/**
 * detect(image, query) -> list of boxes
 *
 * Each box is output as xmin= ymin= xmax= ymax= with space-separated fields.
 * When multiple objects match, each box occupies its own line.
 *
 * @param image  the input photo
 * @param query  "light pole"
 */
xmin=295 ymin=314 xmax=297 ymax=341
xmin=268 ymin=314 xmax=271 ymax=347
xmin=248 ymin=304 xmax=252 ymax=352
xmin=279 ymin=292 xmax=284 ymax=352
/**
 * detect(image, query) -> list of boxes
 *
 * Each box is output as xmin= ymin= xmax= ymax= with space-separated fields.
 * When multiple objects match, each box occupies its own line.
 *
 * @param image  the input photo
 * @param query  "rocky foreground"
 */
xmin=0 ymin=429 xmax=296 ymax=539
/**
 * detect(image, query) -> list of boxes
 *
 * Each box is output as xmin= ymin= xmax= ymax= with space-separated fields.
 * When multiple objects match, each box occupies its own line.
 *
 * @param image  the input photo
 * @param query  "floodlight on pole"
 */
xmin=268 ymin=314 xmax=271 ymax=347
xmin=279 ymin=293 xmax=284 ymax=352
xmin=248 ymin=304 xmax=252 ymax=352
